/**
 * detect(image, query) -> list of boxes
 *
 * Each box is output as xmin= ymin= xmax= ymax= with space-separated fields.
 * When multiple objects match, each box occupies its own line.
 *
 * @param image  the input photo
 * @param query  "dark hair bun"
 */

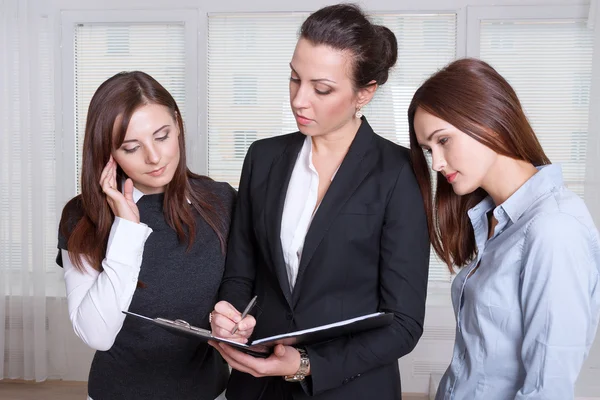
xmin=300 ymin=3 xmax=398 ymax=88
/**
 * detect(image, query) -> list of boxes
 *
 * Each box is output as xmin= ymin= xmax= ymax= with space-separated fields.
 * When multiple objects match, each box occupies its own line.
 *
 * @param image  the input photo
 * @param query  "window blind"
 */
xmin=480 ymin=19 xmax=593 ymax=197
xmin=207 ymin=12 xmax=457 ymax=282
xmin=73 ymin=23 xmax=186 ymax=193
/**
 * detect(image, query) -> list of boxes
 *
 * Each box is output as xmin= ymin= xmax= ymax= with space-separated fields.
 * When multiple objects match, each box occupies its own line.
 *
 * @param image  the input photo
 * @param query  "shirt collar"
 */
xmin=127 ymin=183 xmax=191 ymax=204
xmin=300 ymin=135 xmax=340 ymax=182
xmin=132 ymin=186 xmax=144 ymax=203
xmin=499 ymin=164 xmax=563 ymax=223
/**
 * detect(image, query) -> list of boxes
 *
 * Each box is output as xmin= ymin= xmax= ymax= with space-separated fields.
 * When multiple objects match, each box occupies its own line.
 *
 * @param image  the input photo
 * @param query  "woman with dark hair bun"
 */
xmin=410 ymin=58 xmax=600 ymax=400
xmin=209 ymin=3 xmax=430 ymax=400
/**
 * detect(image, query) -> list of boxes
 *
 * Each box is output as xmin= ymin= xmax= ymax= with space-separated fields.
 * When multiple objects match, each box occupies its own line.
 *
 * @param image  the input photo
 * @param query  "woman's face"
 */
xmin=289 ymin=38 xmax=364 ymax=137
xmin=413 ymin=107 xmax=498 ymax=196
xmin=111 ymin=103 xmax=181 ymax=194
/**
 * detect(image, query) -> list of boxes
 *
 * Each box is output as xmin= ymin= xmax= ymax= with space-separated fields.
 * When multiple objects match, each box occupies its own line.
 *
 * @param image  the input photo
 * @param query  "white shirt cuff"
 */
xmin=105 ymin=217 xmax=153 ymax=266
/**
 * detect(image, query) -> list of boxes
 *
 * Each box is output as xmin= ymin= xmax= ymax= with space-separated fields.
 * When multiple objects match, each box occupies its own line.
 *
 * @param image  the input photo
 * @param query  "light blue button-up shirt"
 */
xmin=436 ymin=164 xmax=600 ymax=400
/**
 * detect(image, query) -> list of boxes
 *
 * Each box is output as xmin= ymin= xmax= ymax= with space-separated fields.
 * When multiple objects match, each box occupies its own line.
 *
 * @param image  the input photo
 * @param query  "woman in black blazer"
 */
xmin=209 ymin=4 xmax=430 ymax=400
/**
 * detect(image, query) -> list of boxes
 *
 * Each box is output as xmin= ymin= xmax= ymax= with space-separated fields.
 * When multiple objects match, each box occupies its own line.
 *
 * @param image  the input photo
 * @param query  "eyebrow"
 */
xmin=426 ymin=128 xmax=447 ymax=142
xmin=289 ymin=63 xmax=337 ymax=84
xmin=121 ymin=125 xmax=170 ymax=144
xmin=418 ymin=128 xmax=448 ymax=148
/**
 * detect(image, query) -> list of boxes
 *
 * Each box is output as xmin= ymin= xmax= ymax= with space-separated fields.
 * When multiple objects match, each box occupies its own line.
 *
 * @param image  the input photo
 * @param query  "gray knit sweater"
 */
xmin=57 ymin=178 xmax=235 ymax=400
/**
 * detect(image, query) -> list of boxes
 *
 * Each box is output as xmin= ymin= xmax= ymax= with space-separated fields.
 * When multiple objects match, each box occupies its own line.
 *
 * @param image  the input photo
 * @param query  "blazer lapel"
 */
xmin=263 ymin=133 xmax=305 ymax=307
xmin=292 ymin=118 xmax=377 ymax=307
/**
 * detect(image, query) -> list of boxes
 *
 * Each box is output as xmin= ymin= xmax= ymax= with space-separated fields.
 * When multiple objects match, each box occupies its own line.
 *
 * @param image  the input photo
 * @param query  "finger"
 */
xmin=111 ymin=159 xmax=118 ymax=189
xmin=99 ymin=159 xmax=112 ymax=186
xmin=100 ymin=173 xmax=120 ymax=197
xmin=123 ymin=178 xmax=134 ymax=202
xmin=214 ymin=301 xmax=242 ymax=323
xmin=211 ymin=313 xmax=237 ymax=333
xmin=232 ymin=328 xmax=253 ymax=339
xmin=212 ymin=318 xmax=252 ymax=340
xmin=215 ymin=346 xmax=256 ymax=376
xmin=100 ymin=160 xmax=116 ymax=191
xmin=218 ymin=343 xmax=264 ymax=375
xmin=274 ymin=344 xmax=286 ymax=357
xmin=239 ymin=315 xmax=256 ymax=331
xmin=212 ymin=327 xmax=248 ymax=343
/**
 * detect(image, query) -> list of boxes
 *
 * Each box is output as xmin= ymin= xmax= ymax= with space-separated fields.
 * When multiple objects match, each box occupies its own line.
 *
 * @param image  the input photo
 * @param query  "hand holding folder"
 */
xmin=123 ymin=310 xmax=394 ymax=358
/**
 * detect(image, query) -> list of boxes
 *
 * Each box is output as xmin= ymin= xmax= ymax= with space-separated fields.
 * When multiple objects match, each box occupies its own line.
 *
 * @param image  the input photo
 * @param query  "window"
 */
xmin=207 ymin=12 xmax=457 ymax=282
xmin=233 ymin=77 xmax=258 ymax=105
xmin=471 ymin=6 xmax=593 ymax=198
xmin=234 ymin=131 xmax=258 ymax=159
xmin=73 ymin=22 xmax=186 ymax=193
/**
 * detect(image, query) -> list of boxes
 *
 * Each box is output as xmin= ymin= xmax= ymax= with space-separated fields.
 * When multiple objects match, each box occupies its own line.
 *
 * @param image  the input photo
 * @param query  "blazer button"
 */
xmin=286 ymin=312 xmax=293 ymax=320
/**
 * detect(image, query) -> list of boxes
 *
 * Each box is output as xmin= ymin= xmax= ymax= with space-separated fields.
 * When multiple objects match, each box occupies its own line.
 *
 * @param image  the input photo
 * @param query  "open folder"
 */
xmin=123 ymin=310 xmax=394 ymax=358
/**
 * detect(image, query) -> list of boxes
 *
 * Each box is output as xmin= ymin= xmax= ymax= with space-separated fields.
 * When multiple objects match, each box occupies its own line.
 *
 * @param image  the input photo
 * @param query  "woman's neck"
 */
xmin=311 ymin=117 xmax=361 ymax=157
xmin=481 ymin=156 xmax=539 ymax=206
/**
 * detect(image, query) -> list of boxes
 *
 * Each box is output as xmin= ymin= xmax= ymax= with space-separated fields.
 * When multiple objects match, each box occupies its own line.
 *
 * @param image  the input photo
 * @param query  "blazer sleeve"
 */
xmin=304 ymin=160 xmax=430 ymax=395
xmin=218 ymin=143 xmax=258 ymax=312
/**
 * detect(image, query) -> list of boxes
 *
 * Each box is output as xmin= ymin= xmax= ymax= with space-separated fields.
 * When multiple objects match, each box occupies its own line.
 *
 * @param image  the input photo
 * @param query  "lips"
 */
xmin=295 ymin=114 xmax=313 ymax=125
xmin=147 ymin=166 xmax=166 ymax=177
xmin=445 ymin=172 xmax=458 ymax=183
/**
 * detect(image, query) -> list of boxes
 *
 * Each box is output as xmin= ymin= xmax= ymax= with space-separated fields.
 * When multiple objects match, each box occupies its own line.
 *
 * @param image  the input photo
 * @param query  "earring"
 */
xmin=355 ymin=109 xmax=363 ymax=119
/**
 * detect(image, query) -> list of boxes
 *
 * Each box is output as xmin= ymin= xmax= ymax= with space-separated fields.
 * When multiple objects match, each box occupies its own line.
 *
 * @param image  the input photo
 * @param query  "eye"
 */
xmin=315 ymin=88 xmax=331 ymax=95
xmin=123 ymin=146 xmax=139 ymax=154
xmin=439 ymin=137 xmax=449 ymax=145
xmin=156 ymin=133 xmax=170 ymax=142
xmin=289 ymin=77 xmax=300 ymax=84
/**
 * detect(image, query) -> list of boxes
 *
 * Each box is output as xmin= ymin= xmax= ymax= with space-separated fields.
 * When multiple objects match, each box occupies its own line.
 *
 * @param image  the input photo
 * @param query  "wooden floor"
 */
xmin=0 ymin=380 xmax=87 ymax=400
xmin=0 ymin=380 xmax=428 ymax=399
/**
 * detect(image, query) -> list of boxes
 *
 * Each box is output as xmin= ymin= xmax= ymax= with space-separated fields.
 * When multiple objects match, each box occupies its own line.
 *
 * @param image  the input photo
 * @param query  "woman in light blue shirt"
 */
xmin=409 ymin=58 xmax=600 ymax=399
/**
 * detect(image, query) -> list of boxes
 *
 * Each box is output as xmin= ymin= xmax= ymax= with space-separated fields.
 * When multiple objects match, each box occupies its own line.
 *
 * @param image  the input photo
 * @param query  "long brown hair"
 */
xmin=408 ymin=58 xmax=551 ymax=270
xmin=61 ymin=71 xmax=228 ymax=272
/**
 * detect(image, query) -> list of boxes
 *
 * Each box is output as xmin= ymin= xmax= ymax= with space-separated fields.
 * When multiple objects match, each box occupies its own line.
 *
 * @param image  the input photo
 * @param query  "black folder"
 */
xmin=123 ymin=311 xmax=394 ymax=358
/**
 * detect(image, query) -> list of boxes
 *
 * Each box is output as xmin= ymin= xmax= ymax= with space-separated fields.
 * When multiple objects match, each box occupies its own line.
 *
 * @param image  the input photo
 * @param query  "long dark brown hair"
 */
xmin=408 ymin=58 xmax=551 ymax=270
xmin=60 ymin=71 xmax=228 ymax=272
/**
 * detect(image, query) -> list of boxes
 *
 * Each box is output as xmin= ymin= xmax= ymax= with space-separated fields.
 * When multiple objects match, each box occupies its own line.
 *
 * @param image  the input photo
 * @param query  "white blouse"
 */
xmin=280 ymin=135 xmax=338 ymax=290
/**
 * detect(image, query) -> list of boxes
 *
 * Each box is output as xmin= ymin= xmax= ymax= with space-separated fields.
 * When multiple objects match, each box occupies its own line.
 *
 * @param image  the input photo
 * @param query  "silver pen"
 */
xmin=231 ymin=295 xmax=258 ymax=334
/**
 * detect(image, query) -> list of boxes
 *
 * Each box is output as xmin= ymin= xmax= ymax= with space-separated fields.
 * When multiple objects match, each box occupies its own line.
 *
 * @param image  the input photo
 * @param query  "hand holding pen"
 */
xmin=231 ymin=295 xmax=257 ymax=334
xmin=209 ymin=297 xmax=257 ymax=343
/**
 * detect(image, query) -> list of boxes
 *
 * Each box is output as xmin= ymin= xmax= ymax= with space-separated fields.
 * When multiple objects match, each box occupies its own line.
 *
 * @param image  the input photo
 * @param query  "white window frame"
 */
xmin=57 ymin=9 xmax=199 ymax=207
xmin=466 ymin=5 xmax=590 ymax=56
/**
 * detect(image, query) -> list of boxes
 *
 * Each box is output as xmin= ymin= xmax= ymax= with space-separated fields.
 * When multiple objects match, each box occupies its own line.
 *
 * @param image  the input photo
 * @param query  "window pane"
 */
xmin=74 ymin=23 xmax=186 ymax=193
xmin=207 ymin=13 xmax=457 ymax=282
xmin=480 ymin=19 xmax=593 ymax=197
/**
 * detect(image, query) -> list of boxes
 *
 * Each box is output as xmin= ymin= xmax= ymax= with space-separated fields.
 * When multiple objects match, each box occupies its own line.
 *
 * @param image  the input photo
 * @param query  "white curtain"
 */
xmin=0 ymin=0 xmax=68 ymax=381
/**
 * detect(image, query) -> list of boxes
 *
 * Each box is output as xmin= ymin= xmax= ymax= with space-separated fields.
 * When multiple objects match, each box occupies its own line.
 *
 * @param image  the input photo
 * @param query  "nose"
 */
xmin=145 ymin=144 xmax=161 ymax=165
xmin=431 ymin=149 xmax=446 ymax=172
xmin=290 ymin=82 xmax=310 ymax=110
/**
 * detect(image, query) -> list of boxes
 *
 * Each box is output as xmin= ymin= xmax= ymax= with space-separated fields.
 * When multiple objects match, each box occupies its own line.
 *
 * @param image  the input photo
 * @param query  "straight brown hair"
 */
xmin=60 ymin=71 xmax=228 ymax=272
xmin=408 ymin=58 xmax=551 ymax=270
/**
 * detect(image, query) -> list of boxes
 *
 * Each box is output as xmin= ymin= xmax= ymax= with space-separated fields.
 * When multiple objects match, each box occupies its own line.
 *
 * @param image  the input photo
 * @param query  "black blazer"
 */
xmin=219 ymin=118 xmax=430 ymax=400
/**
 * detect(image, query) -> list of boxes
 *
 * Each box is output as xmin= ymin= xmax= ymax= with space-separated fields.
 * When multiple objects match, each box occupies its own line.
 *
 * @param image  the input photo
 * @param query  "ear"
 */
xmin=356 ymin=80 xmax=378 ymax=109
